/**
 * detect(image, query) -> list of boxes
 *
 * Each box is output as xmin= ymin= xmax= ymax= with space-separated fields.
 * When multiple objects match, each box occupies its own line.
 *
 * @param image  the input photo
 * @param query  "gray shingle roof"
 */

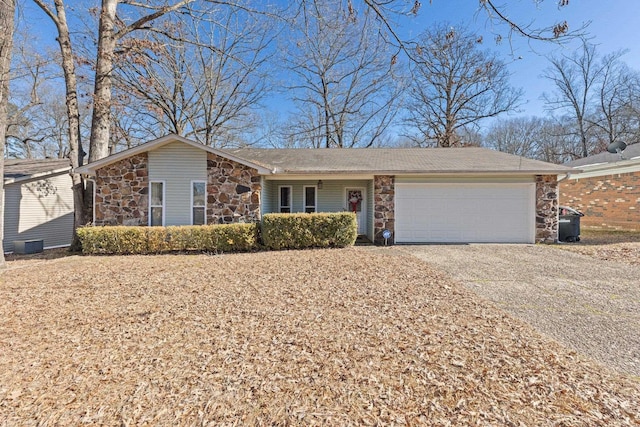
xmin=223 ymin=147 xmax=573 ymax=175
xmin=565 ymin=143 xmax=640 ymax=167
xmin=4 ymin=158 xmax=71 ymax=183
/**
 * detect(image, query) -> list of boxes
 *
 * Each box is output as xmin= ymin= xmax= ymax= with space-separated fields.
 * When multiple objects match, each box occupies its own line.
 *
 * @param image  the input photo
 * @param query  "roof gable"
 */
xmin=74 ymin=134 xmax=273 ymax=175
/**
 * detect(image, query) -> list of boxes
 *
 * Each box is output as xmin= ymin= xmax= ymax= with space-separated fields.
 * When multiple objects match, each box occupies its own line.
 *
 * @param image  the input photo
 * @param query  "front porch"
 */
xmin=261 ymin=177 xmax=378 ymax=242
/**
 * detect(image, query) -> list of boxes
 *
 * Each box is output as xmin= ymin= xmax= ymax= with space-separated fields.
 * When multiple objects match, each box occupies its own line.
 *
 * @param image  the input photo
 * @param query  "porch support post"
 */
xmin=535 ymin=174 xmax=559 ymax=243
xmin=373 ymin=175 xmax=395 ymax=245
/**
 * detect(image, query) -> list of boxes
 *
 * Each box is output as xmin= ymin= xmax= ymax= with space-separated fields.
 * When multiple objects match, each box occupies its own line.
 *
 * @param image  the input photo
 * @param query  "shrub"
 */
xmin=261 ymin=212 xmax=357 ymax=250
xmin=77 ymin=223 xmax=259 ymax=255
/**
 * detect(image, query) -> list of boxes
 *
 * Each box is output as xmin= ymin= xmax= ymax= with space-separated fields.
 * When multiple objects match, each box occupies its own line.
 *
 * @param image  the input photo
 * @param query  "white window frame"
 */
xmin=191 ymin=180 xmax=207 ymax=225
xmin=278 ymin=185 xmax=292 ymax=213
xmin=303 ymin=185 xmax=317 ymax=213
xmin=149 ymin=180 xmax=166 ymax=226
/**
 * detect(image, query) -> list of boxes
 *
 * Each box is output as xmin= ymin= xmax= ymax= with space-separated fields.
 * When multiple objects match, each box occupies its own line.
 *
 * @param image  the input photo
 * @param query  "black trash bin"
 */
xmin=558 ymin=206 xmax=584 ymax=242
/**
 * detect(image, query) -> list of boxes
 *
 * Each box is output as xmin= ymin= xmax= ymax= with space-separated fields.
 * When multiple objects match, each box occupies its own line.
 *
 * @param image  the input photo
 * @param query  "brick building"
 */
xmin=560 ymin=144 xmax=640 ymax=230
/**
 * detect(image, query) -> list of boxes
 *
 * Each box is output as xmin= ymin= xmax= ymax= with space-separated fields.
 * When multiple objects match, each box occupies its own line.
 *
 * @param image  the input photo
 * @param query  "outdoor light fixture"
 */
xmin=317 ymin=180 xmax=323 ymax=189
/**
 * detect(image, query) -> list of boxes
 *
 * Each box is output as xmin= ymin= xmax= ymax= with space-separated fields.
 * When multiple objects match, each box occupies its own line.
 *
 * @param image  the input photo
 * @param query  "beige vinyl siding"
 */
xmin=3 ymin=172 xmax=74 ymax=253
xmin=148 ymin=142 xmax=207 ymax=226
xmin=265 ymin=180 xmax=370 ymax=213
xmin=261 ymin=178 xmax=274 ymax=215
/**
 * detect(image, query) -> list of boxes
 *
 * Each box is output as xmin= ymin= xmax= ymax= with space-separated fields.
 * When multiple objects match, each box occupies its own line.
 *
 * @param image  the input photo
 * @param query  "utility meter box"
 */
xmin=13 ymin=239 xmax=44 ymax=254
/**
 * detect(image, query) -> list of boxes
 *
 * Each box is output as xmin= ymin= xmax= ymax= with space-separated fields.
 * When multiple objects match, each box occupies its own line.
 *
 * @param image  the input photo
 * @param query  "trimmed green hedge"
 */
xmin=77 ymin=212 xmax=358 ymax=255
xmin=261 ymin=212 xmax=357 ymax=250
xmin=77 ymin=223 xmax=259 ymax=255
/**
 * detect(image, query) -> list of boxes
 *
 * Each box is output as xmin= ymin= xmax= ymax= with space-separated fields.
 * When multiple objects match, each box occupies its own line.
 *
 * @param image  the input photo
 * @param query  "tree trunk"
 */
xmin=89 ymin=0 xmax=118 ymax=163
xmin=0 ymin=0 xmax=16 ymax=267
xmin=88 ymin=0 xmax=193 ymax=160
xmin=33 ymin=0 xmax=89 ymax=250
xmin=53 ymin=0 xmax=87 ymax=250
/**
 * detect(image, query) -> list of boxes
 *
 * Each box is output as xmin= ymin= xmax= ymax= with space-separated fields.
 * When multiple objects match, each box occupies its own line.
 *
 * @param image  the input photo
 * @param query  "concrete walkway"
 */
xmin=398 ymin=244 xmax=640 ymax=378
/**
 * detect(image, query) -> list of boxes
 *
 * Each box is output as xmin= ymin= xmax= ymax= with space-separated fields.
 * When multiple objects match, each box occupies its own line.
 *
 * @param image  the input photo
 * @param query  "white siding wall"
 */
xmin=3 ymin=172 xmax=74 ymax=253
xmin=148 ymin=142 xmax=207 ymax=226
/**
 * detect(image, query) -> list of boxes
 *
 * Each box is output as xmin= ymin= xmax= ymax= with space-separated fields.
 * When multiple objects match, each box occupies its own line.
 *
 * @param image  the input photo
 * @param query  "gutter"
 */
xmin=264 ymin=169 xmax=576 ymax=176
xmin=569 ymin=159 xmax=640 ymax=174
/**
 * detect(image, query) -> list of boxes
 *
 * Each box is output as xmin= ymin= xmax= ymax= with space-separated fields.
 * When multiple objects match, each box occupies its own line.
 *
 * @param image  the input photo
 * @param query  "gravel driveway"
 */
xmin=398 ymin=244 xmax=640 ymax=377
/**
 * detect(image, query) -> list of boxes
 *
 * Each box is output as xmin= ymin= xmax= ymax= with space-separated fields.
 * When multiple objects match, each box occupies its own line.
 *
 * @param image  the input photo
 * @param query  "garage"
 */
xmin=395 ymin=182 xmax=536 ymax=243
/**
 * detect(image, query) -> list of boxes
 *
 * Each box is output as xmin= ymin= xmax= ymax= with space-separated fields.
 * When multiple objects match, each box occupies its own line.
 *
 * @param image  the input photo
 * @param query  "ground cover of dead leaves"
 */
xmin=1 ymin=248 xmax=639 ymax=426
xmin=558 ymin=229 xmax=640 ymax=266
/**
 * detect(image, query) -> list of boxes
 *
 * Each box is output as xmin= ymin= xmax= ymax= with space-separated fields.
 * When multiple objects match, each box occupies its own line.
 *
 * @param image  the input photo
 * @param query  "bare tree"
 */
xmin=88 ymin=0 xmax=198 ymax=161
xmin=542 ymin=42 xmax=604 ymax=158
xmin=359 ymin=0 xmax=578 ymax=63
xmin=30 ymin=0 xmax=579 ymax=156
xmin=538 ymin=119 xmax=585 ymax=164
xmin=620 ymin=73 xmax=640 ymax=144
xmin=108 ymin=93 xmax=149 ymax=153
xmin=405 ymin=24 xmax=522 ymax=147
xmin=113 ymin=8 xmax=274 ymax=148
xmin=284 ymin=1 xmax=402 ymax=148
xmin=484 ymin=116 xmax=581 ymax=164
xmin=543 ymin=42 xmax=640 ymax=158
xmin=591 ymin=54 xmax=640 ymax=150
xmin=0 ymin=0 xmax=16 ymax=267
xmin=6 ymin=35 xmax=72 ymax=159
xmin=484 ymin=116 xmax=546 ymax=159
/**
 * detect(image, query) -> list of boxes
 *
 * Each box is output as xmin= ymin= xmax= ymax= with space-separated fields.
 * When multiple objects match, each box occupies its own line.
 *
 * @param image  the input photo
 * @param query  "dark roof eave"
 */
xmin=4 ymin=165 xmax=72 ymax=184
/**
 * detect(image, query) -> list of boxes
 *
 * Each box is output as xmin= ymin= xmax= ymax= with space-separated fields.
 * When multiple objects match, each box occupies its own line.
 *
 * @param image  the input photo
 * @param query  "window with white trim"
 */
xmin=279 ymin=186 xmax=292 ymax=213
xmin=192 ymin=181 xmax=206 ymax=225
xmin=303 ymin=186 xmax=316 ymax=213
xmin=149 ymin=181 xmax=165 ymax=226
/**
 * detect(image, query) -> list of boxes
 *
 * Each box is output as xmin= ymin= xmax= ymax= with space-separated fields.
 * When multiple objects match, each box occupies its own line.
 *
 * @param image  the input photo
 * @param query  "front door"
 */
xmin=346 ymin=188 xmax=366 ymax=235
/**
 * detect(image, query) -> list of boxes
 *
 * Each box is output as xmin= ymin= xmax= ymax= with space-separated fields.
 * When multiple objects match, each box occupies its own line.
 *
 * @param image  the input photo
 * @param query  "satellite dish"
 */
xmin=607 ymin=140 xmax=627 ymax=154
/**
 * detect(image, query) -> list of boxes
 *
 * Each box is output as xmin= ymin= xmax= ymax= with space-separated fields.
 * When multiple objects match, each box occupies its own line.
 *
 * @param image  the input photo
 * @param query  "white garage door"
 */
xmin=395 ymin=183 xmax=535 ymax=243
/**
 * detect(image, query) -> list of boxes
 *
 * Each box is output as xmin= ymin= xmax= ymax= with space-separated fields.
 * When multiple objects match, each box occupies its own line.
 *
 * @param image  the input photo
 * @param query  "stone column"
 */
xmin=535 ymin=175 xmax=559 ymax=243
xmin=374 ymin=175 xmax=395 ymax=245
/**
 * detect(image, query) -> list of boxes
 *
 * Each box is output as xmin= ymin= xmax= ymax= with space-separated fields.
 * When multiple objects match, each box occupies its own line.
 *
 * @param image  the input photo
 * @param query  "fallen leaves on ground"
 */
xmin=558 ymin=230 xmax=640 ymax=265
xmin=1 ymin=248 xmax=638 ymax=426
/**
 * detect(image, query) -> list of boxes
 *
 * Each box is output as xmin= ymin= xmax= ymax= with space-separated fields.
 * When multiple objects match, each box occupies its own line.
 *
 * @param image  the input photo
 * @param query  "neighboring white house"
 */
xmin=3 ymin=158 xmax=74 ymax=253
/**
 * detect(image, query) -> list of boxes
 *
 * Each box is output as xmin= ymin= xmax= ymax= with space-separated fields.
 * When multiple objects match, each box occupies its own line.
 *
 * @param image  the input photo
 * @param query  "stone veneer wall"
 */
xmin=206 ymin=153 xmax=261 ymax=223
xmin=373 ymin=175 xmax=395 ymax=245
xmin=535 ymin=175 xmax=559 ymax=243
xmin=94 ymin=153 xmax=148 ymax=226
xmin=560 ymin=171 xmax=640 ymax=230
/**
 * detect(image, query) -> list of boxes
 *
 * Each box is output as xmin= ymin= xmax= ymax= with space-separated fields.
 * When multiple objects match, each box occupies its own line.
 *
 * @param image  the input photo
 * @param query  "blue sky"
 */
xmin=19 ymin=0 xmax=640 ymax=122
xmin=398 ymin=0 xmax=640 ymax=118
